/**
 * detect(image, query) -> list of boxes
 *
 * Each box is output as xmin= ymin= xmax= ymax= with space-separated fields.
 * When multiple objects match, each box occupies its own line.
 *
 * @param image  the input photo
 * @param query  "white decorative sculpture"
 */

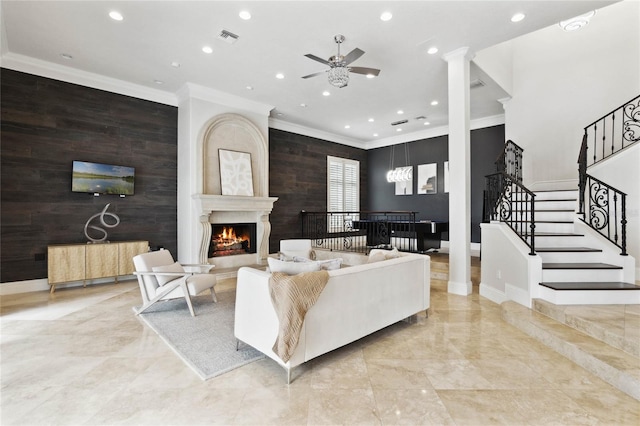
xmin=84 ymin=203 xmax=120 ymax=243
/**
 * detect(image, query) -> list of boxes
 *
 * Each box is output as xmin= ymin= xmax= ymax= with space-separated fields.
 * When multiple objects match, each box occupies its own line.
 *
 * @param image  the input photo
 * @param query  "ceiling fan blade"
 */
xmin=343 ymin=48 xmax=365 ymax=65
xmin=349 ymin=67 xmax=381 ymax=77
xmin=304 ymin=53 xmax=331 ymax=66
xmin=301 ymin=70 xmax=327 ymax=79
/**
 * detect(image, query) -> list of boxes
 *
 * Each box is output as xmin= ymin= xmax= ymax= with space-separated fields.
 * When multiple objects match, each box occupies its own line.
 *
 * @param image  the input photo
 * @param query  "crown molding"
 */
xmin=367 ymin=114 xmax=505 ymax=149
xmin=177 ymin=83 xmax=273 ymax=116
xmin=1 ymin=52 xmax=178 ymax=106
xmin=268 ymin=118 xmax=369 ymax=149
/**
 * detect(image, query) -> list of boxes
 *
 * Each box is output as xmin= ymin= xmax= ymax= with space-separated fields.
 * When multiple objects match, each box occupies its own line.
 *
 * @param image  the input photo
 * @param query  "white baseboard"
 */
xmin=448 ymin=280 xmax=472 ymax=295
xmin=479 ymin=282 xmax=506 ymax=304
xmin=0 ymin=276 xmax=134 ymax=295
xmin=505 ymin=283 xmax=532 ymax=308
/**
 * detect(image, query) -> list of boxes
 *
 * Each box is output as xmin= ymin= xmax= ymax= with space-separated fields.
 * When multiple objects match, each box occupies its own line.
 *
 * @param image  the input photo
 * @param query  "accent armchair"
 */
xmin=133 ymin=249 xmax=217 ymax=317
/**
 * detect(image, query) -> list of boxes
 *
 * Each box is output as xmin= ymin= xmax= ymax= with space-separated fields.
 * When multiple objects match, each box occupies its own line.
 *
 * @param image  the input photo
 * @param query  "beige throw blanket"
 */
xmin=269 ymin=270 xmax=330 ymax=363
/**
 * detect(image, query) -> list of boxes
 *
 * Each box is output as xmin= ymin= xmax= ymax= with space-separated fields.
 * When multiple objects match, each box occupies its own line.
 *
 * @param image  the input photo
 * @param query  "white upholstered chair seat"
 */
xmin=133 ymin=249 xmax=217 ymax=317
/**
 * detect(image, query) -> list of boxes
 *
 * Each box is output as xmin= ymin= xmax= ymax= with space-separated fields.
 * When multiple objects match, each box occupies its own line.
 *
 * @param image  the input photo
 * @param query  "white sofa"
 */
xmin=234 ymin=249 xmax=430 ymax=382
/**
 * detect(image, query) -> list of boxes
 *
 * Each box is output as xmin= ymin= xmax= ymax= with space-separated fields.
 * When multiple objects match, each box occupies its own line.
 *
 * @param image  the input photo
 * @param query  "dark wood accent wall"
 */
xmin=269 ymin=128 xmax=368 ymax=250
xmin=1 ymin=69 xmax=178 ymax=283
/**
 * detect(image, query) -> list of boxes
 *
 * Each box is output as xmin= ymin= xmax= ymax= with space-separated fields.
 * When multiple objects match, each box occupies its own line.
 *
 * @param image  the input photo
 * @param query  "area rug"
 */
xmin=136 ymin=289 xmax=264 ymax=380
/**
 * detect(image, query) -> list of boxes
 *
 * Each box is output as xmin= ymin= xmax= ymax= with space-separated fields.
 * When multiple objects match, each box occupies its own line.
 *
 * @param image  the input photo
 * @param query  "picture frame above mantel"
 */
xmin=219 ymin=149 xmax=254 ymax=196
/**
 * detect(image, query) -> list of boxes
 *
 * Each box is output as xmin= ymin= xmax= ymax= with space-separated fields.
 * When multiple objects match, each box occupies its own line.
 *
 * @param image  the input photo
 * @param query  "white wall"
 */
xmin=479 ymin=223 xmax=542 ymax=308
xmin=503 ymin=0 xmax=640 ymax=185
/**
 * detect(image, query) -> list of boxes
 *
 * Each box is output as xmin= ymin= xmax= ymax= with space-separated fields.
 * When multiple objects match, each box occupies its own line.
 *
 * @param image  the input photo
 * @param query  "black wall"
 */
xmin=269 ymin=128 xmax=369 ymax=249
xmin=367 ymin=125 xmax=505 ymax=242
xmin=1 ymin=69 xmax=178 ymax=283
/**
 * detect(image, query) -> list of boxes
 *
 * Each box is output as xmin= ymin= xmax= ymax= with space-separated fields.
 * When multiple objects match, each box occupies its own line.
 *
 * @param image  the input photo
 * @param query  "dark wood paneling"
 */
xmin=268 ymin=129 xmax=368 ymax=250
xmin=1 ymin=69 xmax=178 ymax=283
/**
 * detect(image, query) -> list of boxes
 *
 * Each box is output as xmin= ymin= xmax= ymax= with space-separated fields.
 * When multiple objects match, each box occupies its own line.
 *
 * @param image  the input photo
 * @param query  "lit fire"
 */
xmin=214 ymin=226 xmax=247 ymax=248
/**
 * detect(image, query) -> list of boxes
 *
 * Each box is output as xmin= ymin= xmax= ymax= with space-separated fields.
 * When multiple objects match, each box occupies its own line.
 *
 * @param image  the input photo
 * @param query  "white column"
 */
xmin=443 ymin=47 xmax=474 ymax=296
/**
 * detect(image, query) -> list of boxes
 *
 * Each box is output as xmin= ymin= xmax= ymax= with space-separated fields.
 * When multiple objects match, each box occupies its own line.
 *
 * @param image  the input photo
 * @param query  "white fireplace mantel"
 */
xmin=192 ymin=194 xmax=278 ymax=217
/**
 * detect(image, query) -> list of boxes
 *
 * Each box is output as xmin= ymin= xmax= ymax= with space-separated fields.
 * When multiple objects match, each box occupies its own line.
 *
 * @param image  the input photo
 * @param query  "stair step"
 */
xmin=502 ymin=301 xmax=640 ymax=401
xmin=536 ymin=247 xmax=602 ymax=252
xmin=540 ymin=282 xmax=640 ymax=290
xmin=535 ymin=232 xmax=584 ymax=237
xmin=542 ymin=262 xmax=623 ymax=270
xmin=532 ymin=299 xmax=640 ymax=357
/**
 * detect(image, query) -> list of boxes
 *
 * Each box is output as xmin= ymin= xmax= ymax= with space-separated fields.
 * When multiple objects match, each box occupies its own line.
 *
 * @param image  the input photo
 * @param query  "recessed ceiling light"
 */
xmin=60 ymin=53 xmax=73 ymax=60
xmin=424 ymin=121 xmax=430 ymax=126
xmin=396 ymin=128 xmax=402 ymax=132
xmin=397 ymin=110 xmax=404 ymax=115
xmin=427 ymin=47 xmax=439 ymax=55
xmin=154 ymin=80 xmax=164 ymax=85
xmin=345 ymin=125 xmax=351 ymax=129
xmin=380 ymin=11 xmax=393 ymax=21
xmin=300 ymin=103 xmax=307 ymax=107
xmin=431 ymin=100 xmax=438 ymax=106
xmin=276 ymin=112 xmax=284 ymax=116
xmin=366 ymin=74 xmax=376 ymax=79
xmin=170 ymin=61 xmax=181 ymax=68
xmin=373 ymin=133 xmax=379 ymax=137
xmin=202 ymin=46 xmax=213 ymax=54
xmin=368 ymin=118 xmax=374 ymax=122
xmin=275 ymin=73 xmax=284 ymax=79
xmin=239 ymin=10 xmax=251 ymax=20
xmin=109 ymin=11 xmax=123 ymax=21
xmin=246 ymin=85 xmax=253 ymax=90
xmin=322 ymin=91 xmax=330 ymax=96
xmin=511 ymin=13 xmax=525 ymax=23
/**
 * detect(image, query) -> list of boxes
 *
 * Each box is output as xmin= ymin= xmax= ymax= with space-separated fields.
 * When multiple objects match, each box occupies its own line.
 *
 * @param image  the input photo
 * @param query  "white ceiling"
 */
xmin=0 ymin=1 xmax=617 ymax=146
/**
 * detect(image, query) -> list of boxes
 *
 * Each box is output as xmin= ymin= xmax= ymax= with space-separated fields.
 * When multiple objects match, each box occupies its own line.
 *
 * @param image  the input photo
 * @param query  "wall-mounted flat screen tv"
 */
xmin=72 ymin=161 xmax=135 ymax=195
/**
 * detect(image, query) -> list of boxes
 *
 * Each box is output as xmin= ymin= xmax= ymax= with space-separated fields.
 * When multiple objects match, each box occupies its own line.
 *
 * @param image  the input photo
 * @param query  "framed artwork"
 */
xmin=219 ymin=149 xmax=254 ymax=196
xmin=444 ymin=161 xmax=450 ymax=193
xmin=417 ymin=163 xmax=437 ymax=194
xmin=394 ymin=166 xmax=413 ymax=195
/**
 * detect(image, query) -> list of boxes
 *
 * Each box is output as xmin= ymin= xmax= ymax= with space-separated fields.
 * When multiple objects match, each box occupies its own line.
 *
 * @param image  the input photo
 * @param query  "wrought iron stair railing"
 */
xmin=577 ymin=95 xmax=637 ymax=256
xmin=495 ymin=139 xmax=524 ymax=182
xmin=484 ymin=172 xmax=536 ymax=256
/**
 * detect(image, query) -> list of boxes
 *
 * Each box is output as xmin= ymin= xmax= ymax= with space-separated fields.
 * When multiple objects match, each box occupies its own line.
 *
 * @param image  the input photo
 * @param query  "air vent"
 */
xmin=470 ymin=79 xmax=485 ymax=89
xmin=391 ymin=119 xmax=408 ymax=126
xmin=218 ymin=29 xmax=239 ymax=44
xmin=415 ymin=116 xmax=427 ymax=120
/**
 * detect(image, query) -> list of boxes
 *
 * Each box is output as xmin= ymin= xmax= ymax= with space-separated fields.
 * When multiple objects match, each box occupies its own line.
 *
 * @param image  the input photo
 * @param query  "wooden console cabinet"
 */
xmin=47 ymin=241 xmax=148 ymax=293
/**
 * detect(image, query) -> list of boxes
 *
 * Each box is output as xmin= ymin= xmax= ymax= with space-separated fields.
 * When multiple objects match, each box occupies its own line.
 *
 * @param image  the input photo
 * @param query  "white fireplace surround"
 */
xmin=192 ymin=113 xmax=277 ymax=269
xmin=193 ymin=194 xmax=277 ymax=268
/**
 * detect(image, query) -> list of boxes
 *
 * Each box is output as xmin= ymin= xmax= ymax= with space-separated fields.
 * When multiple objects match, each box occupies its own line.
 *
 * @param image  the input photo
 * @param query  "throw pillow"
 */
xmin=368 ymin=251 xmax=386 ymax=263
xmin=152 ymin=261 xmax=185 ymax=286
xmin=317 ymin=258 xmax=343 ymax=270
xmin=385 ymin=247 xmax=402 ymax=260
xmin=267 ymin=257 xmax=321 ymax=275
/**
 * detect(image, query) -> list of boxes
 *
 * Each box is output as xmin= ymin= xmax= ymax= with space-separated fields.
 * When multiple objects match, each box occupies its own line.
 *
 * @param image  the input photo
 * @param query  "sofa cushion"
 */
xmin=267 ymin=257 xmax=322 ymax=275
xmin=293 ymin=256 xmax=343 ymax=271
xmin=152 ymin=261 xmax=185 ymax=286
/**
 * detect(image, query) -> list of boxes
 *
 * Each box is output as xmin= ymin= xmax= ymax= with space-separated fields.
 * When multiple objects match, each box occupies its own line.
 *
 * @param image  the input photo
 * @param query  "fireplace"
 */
xmin=208 ymin=223 xmax=257 ymax=258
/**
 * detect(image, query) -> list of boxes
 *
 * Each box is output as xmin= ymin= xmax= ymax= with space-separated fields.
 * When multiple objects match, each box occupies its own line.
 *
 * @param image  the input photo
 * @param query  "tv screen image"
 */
xmin=72 ymin=161 xmax=135 ymax=195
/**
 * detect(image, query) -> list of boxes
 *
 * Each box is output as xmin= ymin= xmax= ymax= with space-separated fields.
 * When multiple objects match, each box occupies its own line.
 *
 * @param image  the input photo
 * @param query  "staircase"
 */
xmin=529 ymin=188 xmax=639 ymax=305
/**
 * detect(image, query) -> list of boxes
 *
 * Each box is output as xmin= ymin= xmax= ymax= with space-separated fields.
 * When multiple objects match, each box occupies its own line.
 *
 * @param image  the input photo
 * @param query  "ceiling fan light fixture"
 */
xmin=328 ymin=66 xmax=349 ymax=88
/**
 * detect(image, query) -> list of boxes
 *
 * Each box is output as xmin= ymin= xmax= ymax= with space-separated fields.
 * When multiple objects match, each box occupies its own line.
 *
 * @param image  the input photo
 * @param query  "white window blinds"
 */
xmin=327 ymin=156 xmax=359 ymax=212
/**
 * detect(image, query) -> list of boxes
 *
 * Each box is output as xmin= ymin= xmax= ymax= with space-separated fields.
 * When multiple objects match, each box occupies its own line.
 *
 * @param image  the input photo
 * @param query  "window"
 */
xmin=327 ymin=156 xmax=359 ymax=232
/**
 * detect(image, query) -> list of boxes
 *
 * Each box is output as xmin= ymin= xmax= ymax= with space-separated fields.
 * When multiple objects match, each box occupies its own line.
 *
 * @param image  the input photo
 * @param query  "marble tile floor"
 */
xmin=1 ymin=274 xmax=639 ymax=425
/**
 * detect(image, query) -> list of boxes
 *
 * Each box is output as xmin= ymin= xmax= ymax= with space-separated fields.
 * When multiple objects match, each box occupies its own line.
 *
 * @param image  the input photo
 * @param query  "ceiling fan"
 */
xmin=302 ymin=34 xmax=381 ymax=88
